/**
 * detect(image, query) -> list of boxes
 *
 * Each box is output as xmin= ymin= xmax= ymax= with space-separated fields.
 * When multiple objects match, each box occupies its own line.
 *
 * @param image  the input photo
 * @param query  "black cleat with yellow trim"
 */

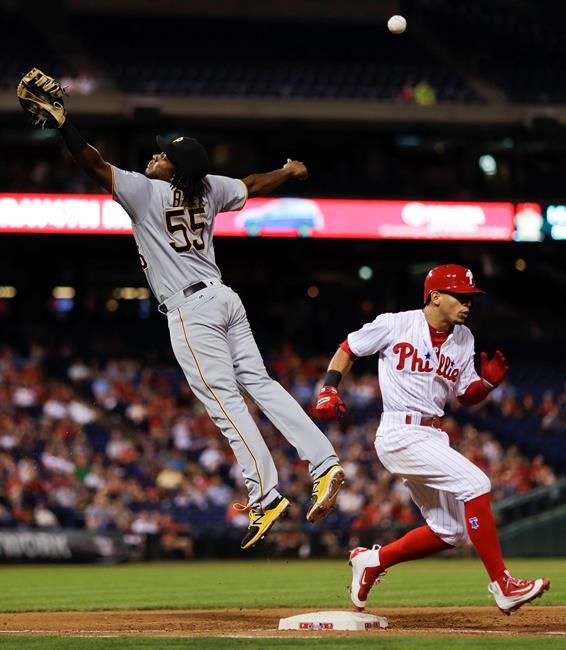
xmin=307 ymin=465 xmax=345 ymax=523
xmin=240 ymin=496 xmax=290 ymax=550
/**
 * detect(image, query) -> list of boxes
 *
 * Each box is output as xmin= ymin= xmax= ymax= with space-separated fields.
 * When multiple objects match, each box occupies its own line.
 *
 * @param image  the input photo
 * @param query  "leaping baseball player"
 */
xmin=17 ymin=68 xmax=344 ymax=550
xmin=316 ymin=264 xmax=550 ymax=615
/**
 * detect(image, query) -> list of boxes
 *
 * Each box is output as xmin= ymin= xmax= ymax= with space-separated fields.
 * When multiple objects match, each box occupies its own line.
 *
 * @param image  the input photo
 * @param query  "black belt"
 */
xmin=159 ymin=281 xmax=208 ymax=314
xmin=183 ymin=281 xmax=207 ymax=298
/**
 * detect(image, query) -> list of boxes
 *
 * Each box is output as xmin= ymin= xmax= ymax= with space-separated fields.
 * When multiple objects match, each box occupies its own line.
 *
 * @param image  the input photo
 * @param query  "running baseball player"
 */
xmin=316 ymin=264 xmax=550 ymax=615
xmin=17 ymin=68 xmax=344 ymax=550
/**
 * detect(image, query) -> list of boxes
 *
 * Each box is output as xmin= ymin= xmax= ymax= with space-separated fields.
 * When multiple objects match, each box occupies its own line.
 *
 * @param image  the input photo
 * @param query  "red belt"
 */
xmin=405 ymin=415 xmax=442 ymax=428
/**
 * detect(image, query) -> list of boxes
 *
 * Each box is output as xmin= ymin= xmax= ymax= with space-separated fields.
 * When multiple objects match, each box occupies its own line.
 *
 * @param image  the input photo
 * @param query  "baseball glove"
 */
xmin=17 ymin=67 xmax=67 ymax=129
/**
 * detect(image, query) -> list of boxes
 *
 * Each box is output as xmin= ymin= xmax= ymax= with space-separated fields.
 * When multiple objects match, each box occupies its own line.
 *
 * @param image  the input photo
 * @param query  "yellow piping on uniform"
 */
xmin=177 ymin=307 xmax=264 ymax=499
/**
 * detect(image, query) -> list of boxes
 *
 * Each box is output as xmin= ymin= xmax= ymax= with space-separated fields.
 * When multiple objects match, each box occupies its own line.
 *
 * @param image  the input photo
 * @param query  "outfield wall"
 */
xmin=499 ymin=506 xmax=566 ymax=556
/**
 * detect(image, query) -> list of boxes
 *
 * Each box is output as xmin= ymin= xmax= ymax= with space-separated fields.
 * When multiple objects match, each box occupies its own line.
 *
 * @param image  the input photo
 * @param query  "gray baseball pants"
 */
xmin=166 ymin=281 xmax=339 ymax=509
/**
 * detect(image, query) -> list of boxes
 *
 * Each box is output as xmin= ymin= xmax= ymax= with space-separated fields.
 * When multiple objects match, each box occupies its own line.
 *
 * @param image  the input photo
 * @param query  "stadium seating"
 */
xmin=68 ymin=15 xmax=481 ymax=102
xmin=0 ymin=12 xmax=63 ymax=90
xmin=3 ymin=3 xmax=566 ymax=104
xmin=0 ymin=341 xmax=561 ymax=545
xmin=418 ymin=0 xmax=566 ymax=103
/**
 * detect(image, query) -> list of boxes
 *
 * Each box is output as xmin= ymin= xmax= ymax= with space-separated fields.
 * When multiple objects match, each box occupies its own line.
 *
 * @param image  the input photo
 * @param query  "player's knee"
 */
xmin=459 ymin=468 xmax=491 ymax=501
xmin=202 ymin=390 xmax=247 ymax=424
xmin=238 ymin=375 xmax=273 ymax=395
xmin=449 ymin=526 xmax=469 ymax=548
xmin=206 ymin=381 xmax=245 ymax=405
xmin=431 ymin=525 xmax=468 ymax=548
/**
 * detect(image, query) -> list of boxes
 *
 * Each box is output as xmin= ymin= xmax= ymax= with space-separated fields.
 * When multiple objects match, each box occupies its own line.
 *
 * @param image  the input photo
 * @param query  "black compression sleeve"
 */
xmin=322 ymin=370 xmax=343 ymax=388
xmin=59 ymin=119 xmax=88 ymax=156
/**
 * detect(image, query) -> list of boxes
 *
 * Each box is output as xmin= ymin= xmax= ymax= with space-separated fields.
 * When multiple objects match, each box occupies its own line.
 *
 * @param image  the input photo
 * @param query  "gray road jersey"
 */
xmin=112 ymin=166 xmax=247 ymax=302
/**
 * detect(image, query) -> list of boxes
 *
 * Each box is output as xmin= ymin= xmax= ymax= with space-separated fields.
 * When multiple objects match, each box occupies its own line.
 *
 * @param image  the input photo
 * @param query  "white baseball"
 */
xmin=387 ymin=15 xmax=407 ymax=34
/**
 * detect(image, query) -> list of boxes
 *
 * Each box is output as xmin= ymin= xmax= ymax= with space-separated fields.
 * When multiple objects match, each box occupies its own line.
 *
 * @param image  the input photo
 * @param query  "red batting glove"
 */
xmin=480 ymin=350 xmax=509 ymax=388
xmin=315 ymin=386 xmax=346 ymax=420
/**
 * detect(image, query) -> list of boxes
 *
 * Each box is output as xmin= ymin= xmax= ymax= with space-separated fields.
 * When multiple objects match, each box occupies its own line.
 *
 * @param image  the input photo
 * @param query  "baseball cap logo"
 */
xmin=465 ymin=269 xmax=474 ymax=285
xmin=172 ymin=137 xmax=184 ymax=143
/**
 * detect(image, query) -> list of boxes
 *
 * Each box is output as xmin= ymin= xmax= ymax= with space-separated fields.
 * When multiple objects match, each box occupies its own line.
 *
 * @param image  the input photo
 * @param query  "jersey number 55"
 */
xmin=164 ymin=206 xmax=206 ymax=253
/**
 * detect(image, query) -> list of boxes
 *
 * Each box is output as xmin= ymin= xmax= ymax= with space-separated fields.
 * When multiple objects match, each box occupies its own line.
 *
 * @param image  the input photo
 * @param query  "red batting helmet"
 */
xmin=423 ymin=265 xmax=485 ymax=303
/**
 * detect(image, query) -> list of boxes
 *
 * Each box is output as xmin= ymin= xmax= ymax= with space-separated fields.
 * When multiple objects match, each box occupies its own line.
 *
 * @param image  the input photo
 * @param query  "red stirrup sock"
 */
xmin=379 ymin=525 xmax=453 ymax=570
xmin=464 ymin=493 xmax=506 ymax=581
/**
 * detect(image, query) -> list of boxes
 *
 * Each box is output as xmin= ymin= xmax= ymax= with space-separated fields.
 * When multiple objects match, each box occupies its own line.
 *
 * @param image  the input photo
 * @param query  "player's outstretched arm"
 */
xmin=59 ymin=121 xmax=113 ymax=193
xmin=17 ymin=67 xmax=113 ymax=193
xmin=242 ymin=159 xmax=307 ymax=197
xmin=315 ymin=348 xmax=353 ymax=420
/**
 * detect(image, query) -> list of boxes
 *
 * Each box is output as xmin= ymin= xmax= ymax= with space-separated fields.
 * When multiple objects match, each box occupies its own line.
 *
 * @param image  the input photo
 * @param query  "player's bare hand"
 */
xmin=315 ymin=386 xmax=346 ymax=420
xmin=480 ymin=350 xmax=509 ymax=388
xmin=283 ymin=158 xmax=308 ymax=181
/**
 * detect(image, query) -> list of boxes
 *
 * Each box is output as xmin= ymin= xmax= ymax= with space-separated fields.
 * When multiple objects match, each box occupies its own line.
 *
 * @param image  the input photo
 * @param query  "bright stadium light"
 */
xmin=358 ymin=266 xmax=373 ymax=280
xmin=515 ymin=258 xmax=527 ymax=271
xmin=479 ymin=154 xmax=497 ymax=176
xmin=0 ymin=286 xmax=17 ymax=298
xmin=52 ymin=286 xmax=75 ymax=299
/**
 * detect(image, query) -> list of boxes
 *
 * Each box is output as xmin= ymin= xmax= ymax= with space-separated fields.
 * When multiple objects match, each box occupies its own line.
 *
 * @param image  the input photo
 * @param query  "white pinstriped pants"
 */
xmin=166 ymin=282 xmax=339 ymax=510
xmin=376 ymin=413 xmax=491 ymax=547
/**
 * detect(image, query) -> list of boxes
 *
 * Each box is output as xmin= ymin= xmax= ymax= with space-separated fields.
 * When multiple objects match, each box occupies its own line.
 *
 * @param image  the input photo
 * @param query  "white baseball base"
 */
xmin=278 ymin=610 xmax=389 ymax=631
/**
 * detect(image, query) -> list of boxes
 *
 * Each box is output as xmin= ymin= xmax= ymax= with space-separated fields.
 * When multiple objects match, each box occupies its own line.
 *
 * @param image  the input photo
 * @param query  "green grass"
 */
xmin=1 ymin=560 xmax=564 ymax=649
xmin=0 ymin=638 xmax=565 ymax=650
xmin=0 ymin=558 xmax=564 ymax=612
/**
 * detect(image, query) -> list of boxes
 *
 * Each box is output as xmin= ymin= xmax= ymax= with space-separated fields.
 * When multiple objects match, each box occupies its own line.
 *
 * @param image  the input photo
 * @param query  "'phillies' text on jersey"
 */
xmin=393 ymin=342 xmax=460 ymax=382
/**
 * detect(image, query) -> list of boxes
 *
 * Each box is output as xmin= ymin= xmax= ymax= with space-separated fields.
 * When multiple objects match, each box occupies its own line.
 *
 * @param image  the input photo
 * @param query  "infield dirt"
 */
xmin=1 ymin=607 xmax=565 ymax=638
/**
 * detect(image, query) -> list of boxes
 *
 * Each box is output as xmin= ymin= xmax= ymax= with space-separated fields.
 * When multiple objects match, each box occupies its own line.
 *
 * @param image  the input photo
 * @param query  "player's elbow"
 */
xmin=241 ymin=175 xmax=259 ymax=197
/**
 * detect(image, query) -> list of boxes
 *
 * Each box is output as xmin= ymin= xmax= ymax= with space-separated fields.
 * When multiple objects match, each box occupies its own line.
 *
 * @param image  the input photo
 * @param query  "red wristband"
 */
xmin=458 ymin=379 xmax=492 ymax=406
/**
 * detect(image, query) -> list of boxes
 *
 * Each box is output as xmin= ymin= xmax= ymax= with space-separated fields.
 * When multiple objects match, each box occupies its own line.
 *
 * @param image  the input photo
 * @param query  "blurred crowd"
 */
xmin=491 ymin=382 xmax=566 ymax=435
xmin=0 ymin=341 xmax=561 ymax=557
xmin=2 ymin=155 xmax=101 ymax=195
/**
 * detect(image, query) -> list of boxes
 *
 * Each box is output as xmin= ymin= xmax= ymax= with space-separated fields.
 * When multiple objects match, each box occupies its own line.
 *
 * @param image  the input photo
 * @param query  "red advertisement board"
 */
xmin=0 ymin=194 xmax=516 ymax=240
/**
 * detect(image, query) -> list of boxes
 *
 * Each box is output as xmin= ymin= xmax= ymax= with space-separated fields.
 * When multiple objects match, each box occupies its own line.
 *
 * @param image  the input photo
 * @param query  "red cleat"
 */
xmin=348 ymin=545 xmax=385 ymax=611
xmin=488 ymin=570 xmax=550 ymax=615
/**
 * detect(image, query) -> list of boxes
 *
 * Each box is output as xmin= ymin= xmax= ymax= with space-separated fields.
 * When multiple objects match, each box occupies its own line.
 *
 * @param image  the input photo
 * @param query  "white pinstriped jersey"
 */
xmin=111 ymin=166 xmax=247 ymax=302
xmin=347 ymin=309 xmax=480 ymax=417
